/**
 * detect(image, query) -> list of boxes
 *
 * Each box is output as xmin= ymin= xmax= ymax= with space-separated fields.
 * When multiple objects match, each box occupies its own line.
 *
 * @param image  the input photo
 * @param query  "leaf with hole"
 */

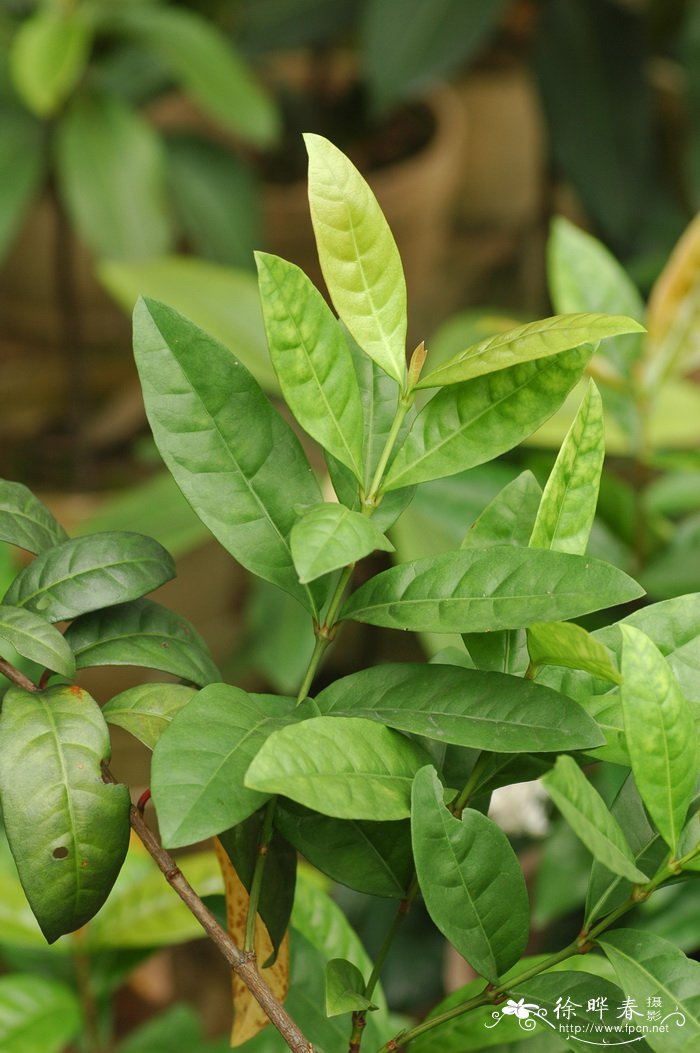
xmin=341 ymin=546 xmax=644 ymax=633
xmin=305 ymin=133 xmax=407 ymax=385
xmin=256 ymin=253 xmax=365 ymax=480
xmin=620 ymin=625 xmax=698 ymax=853
xmin=0 ymin=479 xmax=67 ymax=554
xmin=291 ymin=504 xmax=393 ymax=583
xmin=133 ymin=297 xmax=325 ymax=613
xmin=102 ymin=683 xmax=196 ymax=750
xmin=543 ymin=756 xmax=647 ymax=883
xmin=411 ymin=766 xmax=529 ymax=983
xmin=314 ymin=662 xmax=604 ymax=752
xmin=246 ymin=716 xmax=432 ymax=821
xmin=64 ymin=598 xmax=219 ymax=686
xmin=0 ymin=605 xmax=75 ymax=678
xmin=529 ymin=380 xmax=605 ymax=554
xmin=151 ymin=686 xmax=298 ymax=848
xmin=0 ymin=685 xmax=130 ymax=942
xmin=418 ymin=313 xmax=643 ymax=388
xmin=384 ymin=346 xmax=591 ymax=490
xmin=3 ymin=532 xmax=175 ymax=622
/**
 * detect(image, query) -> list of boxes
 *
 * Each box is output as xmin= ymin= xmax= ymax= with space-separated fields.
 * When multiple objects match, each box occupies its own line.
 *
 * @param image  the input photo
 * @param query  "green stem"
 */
xmin=244 ymin=798 xmax=277 ymax=953
xmin=365 ymin=394 xmax=414 ymax=505
xmin=374 ymin=847 xmax=700 ymax=1053
xmin=348 ymin=877 xmax=420 ymax=1053
xmin=451 ymin=753 xmax=491 ymax=816
xmin=72 ymin=930 xmax=103 ymax=1053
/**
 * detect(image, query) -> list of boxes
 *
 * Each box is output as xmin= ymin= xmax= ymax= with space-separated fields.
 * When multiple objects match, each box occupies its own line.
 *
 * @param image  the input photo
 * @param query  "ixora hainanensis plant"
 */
xmin=1 ymin=135 xmax=700 ymax=1053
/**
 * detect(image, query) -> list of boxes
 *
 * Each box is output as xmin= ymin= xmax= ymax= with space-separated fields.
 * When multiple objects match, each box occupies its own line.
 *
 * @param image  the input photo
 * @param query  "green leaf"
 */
xmin=512 ymin=971 xmax=633 ymax=1053
xmin=527 ymin=620 xmax=622 ymax=683
xmin=384 ymin=346 xmax=592 ymax=491
xmin=0 ymin=111 xmax=44 ymax=261
xmin=275 ymin=803 xmax=412 ymax=899
xmin=0 ymin=604 xmax=75 ymax=678
xmin=165 ymin=134 xmax=261 ymax=271
xmin=256 ymin=253 xmax=365 ymax=480
xmin=411 ymin=766 xmax=529 ymax=983
xmin=620 ymin=625 xmax=698 ymax=853
xmin=55 ymin=91 xmax=173 ymax=261
xmin=341 ymin=546 xmax=644 ymax=633
xmin=133 ymin=297 xmax=325 ymax=613
xmin=88 ymin=846 xmax=224 ymax=949
xmin=304 ymin=133 xmax=407 ymax=385
xmin=217 ymin=813 xmax=296 ymax=966
xmin=291 ymin=870 xmax=391 ymax=1045
xmin=0 ymin=975 xmax=81 ymax=1053
xmin=599 ymin=929 xmax=700 ymax=1052
xmin=245 ymin=716 xmax=431 ymax=821
xmin=419 ymin=314 xmax=643 ymax=389
xmin=151 ymin=686 xmax=297 ymax=848
xmin=548 ymin=217 xmax=646 ymax=378
xmin=291 ymin=504 xmax=393 ymax=583
xmin=99 ymin=256 xmax=275 ymax=392
xmin=543 ymin=756 xmax=647 ymax=883
xmin=314 ymin=662 xmax=604 ymax=752
xmin=362 ymin=0 xmax=507 ymax=114
xmin=462 ymin=629 xmax=529 ymax=675
xmin=108 ymin=5 xmax=278 ymax=147
xmin=0 ymin=685 xmax=130 ymax=943
xmin=461 ymin=470 xmax=542 ymax=549
xmin=325 ymin=958 xmax=373 ymax=1016
xmin=586 ymin=774 xmax=672 ymax=925
xmin=529 ymin=380 xmax=605 ymax=554
xmin=3 ymin=532 xmax=175 ymax=622
xmin=102 ymin=683 xmax=196 ymax=750
xmin=64 ymin=598 xmax=219 ymax=686
xmin=0 ymin=479 xmax=68 ymax=554
xmin=537 ymin=593 xmax=700 ymax=730
xmin=10 ymin=9 xmax=90 ymax=117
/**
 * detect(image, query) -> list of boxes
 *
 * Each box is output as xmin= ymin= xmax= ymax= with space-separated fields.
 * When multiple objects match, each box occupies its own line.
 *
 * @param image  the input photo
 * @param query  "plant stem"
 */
xmin=244 ymin=798 xmax=277 ymax=953
xmin=451 ymin=753 xmax=491 ymax=816
xmin=365 ymin=395 xmax=414 ymax=505
xmin=373 ymin=848 xmax=700 ymax=1053
xmin=348 ymin=877 xmax=420 ymax=1053
xmin=101 ymin=766 xmax=314 ymax=1053
xmin=246 ymin=561 xmax=357 ymax=951
xmin=0 ymin=657 xmax=37 ymax=693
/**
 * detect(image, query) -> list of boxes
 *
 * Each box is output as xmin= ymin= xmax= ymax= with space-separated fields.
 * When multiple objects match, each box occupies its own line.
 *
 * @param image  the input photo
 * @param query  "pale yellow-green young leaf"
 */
xmin=620 ymin=625 xmax=699 ymax=854
xmin=304 ymin=133 xmax=407 ymax=386
xmin=528 ymin=620 xmax=622 ymax=683
xmin=10 ymin=10 xmax=91 ymax=117
xmin=417 ymin=313 xmax=645 ymax=389
xmin=529 ymin=379 xmax=604 ymax=554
